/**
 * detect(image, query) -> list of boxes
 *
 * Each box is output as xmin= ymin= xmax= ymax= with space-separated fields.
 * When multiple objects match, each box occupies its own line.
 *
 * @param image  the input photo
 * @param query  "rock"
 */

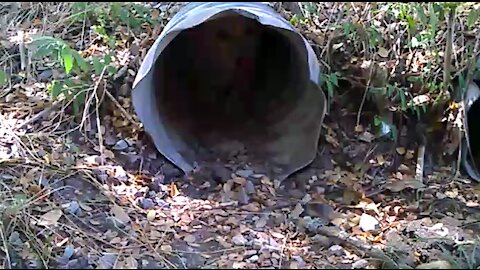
xmin=38 ymin=69 xmax=53 ymax=81
xmin=244 ymin=180 xmax=255 ymax=194
xmin=416 ymin=260 xmax=452 ymax=269
xmin=359 ymin=213 xmax=380 ymax=232
xmin=232 ymin=234 xmax=248 ymax=246
xmin=236 ymin=169 xmax=254 ymax=178
xmin=113 ymin=166 xmax=128 ymax=182
xmin=154 ymin=198 xmax=169 ymax=208
xmin=235 ymin=187 xmax=250 ymax=205
xmin=246 ymin=255 xmax=259 ymax=263
xmin=65 ymin=258 xmax=90 ymax=269
xmin=352 ymin=259 xmax=369 ymax=269
xmin=98 ymin=253 xmax=117 ymax=269
xmin=328 ymin=245 xmax=345 ymax=256
xmin=62 ymin=245 xmax=75 ymax=260
xmin=141 ymin=198 xmax=155 ymax=209
xmin=291 ymin=256 xmax=305 ymax=268
xmin=311 ymin=234 xmax=332 ymax=247
xmin=149 ymin=175 xmax=165 ymax=192
xmin=67 ymin=201 xmax=80 ymax=214
xmin=112 ymin=139 xmax=129 ymax=151
xmin=212 ymin=165 xmax=231 ymax=182
xmin=162 ymin=163 xmax=183 ymax=182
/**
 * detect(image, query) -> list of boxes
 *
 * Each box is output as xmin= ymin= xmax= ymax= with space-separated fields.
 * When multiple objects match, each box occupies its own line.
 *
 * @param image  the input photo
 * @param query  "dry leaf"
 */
xmin=355 ymin=125 xmax=364 ymax=133
xmin=123 ymin=257 xmax=138 ymax=269
xmin=79 ymin=202 xmax=92 ymax=211
xmin=325 ymin=134 xmax=340 ymax=148
xmin=358 ymin=131 xmax=375 ymax=143
xmin=110 ymin=237 xmax=121 ymax=244
xmin=385 ymin=179 xmax=426 ymax=192
xmin=38 ymin=209 xmax=63 ymax=226
xmin=255 ymin=216 xmax=268 ymax=228
xmin=111 ymin=205 xmax=131 ymax=224
xmin=150 ymin=230 xmax=162 ymax=239
xmin=377 ymin=47 xmax=389 ymax=58
xmin=19 ymin=176 xmax=29 ymax=187
xmin=160 ymin=244 xmax=173 ymax=253
xmin=170 ymin=182 xmax=180 ymax=197
xmin=184 ymin=234 xmax=196 ymax=243
xmin=376 ymin=155 xmax=385 ymax=165
xmin=90 ymin=220 xmax=101 ymax=225
xmin=290 ymin=203 xmax=304 ymax=219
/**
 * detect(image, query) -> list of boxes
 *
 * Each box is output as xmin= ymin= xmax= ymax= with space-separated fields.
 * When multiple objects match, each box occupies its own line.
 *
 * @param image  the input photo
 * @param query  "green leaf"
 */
xmin=74 ymin=90 xmax=86 ymax=110
xmin=415 ymin=5 xmax=428 ymax=25
xmin=92 ymin=56 xmax=105 ymax=75
xmin=374 ymin=115 xmax=381 ymax=126
xmin=386 ymin=84 xmax=394 ymax=97
xmin=429 ymin=4 xmax=439 ymax=39
xmin=467 ymin=9 xmax=479 ymax=28
xmin=71 ymin=51 xmax=90 ymax=73
xmin=326 ymin=80 xmax=334 ymax=98
xmin=61 ymin=47 xmax=74 ymax=75
xmin=407 ymin=16 xmax=416 ymax=31
xmin=0 ymin=70 xmax=7 ymax=86
xmin=411 ymin=36 xmax=420 ymax=48
xmin=103 ymin=53 xmax=112 ymax=65
xmin=48 ymin=81 xmax=63 ymax=98
xmin=399 ymin=90 xmax=407 ymax=111
xmin=106 ymin=65 xmax=117 ymax=75
xmin=389 ymin=124 xmax=398 ymax=142
xmin=330 ymin=73 xmax=339 ymax=87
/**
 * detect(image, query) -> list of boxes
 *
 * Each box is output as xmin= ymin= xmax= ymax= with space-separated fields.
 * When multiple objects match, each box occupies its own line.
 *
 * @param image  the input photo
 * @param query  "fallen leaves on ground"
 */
xmin=1 ymin=1 xmax=480 ymax=269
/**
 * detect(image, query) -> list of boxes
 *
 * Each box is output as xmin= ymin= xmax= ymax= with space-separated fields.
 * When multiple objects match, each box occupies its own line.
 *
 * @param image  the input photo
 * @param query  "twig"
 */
xmin=15 ymin=100 xmax=62 ymax=130
xmin=94 ymin=74 xmax=105 ymax=166
xmin=442 ymin=7 xmax=455 ymax=97
xmin=104 ymin=88 xmax=139 ymax=128
xmin=415 ymin=144 xmax=426 ymax=183
xmin=80 ymin=66 xmax=107 ymax=133
xmin=356 ymin=61 xmax=375 ymax=127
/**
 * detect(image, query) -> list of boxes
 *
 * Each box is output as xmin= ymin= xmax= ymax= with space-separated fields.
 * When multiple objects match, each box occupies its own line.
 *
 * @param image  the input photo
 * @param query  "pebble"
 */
xmin=232 ymin=234 xmax=248 ymax=246
xmin=62 ymin=245 xmax=75 ymax=260
xmin=352 ymin=259 xmax=369 ymax=269
xmin=154 ymin=198 xmax=169 ymax=208
xmin=246 ymin=255 xmax=259 ymax=263
xmin=141 ymin=198 xmax=155 ymax=209
xmin=65 ymin=201 xmax=80 ymax=215
xmin=328 ymin=245 xmax=345 ymax=256
xmin=359 ymin=213 xmax=380 ymax=232
xmin=244 ymin=250 xmax=257 ymax=256
xmin=291 ymin=255 xmax=306 ymax=268
xmin=244 ymin=180 xmax=255 ymax=194
xmin=236 ymin=169 xmax=254 ymax=178
xmin=114 ymin=166 xmax=128 ymax=182
xmin=112 ymin=139 xmax=129 ymax=151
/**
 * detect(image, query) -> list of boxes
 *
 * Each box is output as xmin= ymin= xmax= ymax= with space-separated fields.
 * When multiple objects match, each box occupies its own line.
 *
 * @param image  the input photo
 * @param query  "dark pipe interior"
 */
xmin=153 ymin=11 xmax=307 ymax=151
xmin=467 ymin=93 xmax=480 ymax=168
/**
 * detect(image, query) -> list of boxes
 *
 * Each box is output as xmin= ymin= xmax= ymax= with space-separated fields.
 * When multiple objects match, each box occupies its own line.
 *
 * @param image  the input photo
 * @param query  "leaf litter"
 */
xmin=1 ymin=1 xmax=480 ymax=269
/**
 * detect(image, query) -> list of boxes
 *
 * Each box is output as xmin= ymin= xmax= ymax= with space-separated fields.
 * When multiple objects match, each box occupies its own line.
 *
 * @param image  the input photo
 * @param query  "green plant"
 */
xmin=0 ymin=70 xmax=7 ymax=87
xmin=26 ymin=2 xmax=158 ymax=116
xmin=321 ymin=72 xmax=339 ymax=99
